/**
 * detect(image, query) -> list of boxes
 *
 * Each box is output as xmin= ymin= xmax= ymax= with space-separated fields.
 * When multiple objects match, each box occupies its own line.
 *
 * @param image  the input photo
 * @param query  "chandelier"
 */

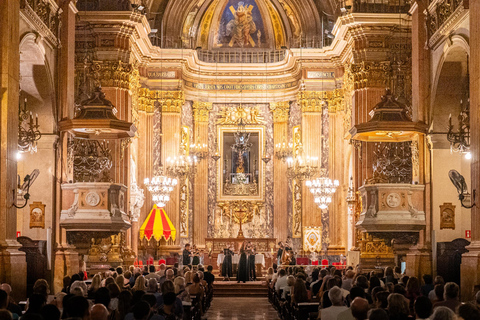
xmin=306 ymin=177 xmax=339 ymax=210
xmin=166 ymin=155 xmax=198 ymax=179
xmin=447 ymin=99 xmax=470 ymax=155
xmin=189 ymin=142 xmax=208 ymax=160
xmin=231 ymin=118 xmax=252 ymax=154
xmin=275 ymin=136 xmax=293 ymax=161
xmin=286 ymin=143 xmax=319 ymax=181
xmin=143 ymin=174 xmax=178 ymax=208
xmin=18 ymin=97 xmax=41 ymax=154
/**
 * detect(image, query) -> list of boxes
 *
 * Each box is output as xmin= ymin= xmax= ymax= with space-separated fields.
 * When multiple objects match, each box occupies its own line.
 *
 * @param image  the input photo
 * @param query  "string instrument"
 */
xmin=281 ymin=246 xmax=293 ymax=265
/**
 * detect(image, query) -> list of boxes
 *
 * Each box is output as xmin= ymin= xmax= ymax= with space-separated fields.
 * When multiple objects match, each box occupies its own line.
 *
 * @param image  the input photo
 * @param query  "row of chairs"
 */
xmin=182 ymin=284 xmax=214 ymax=320
xmin=268 ymin=286 xmax=319 ymax=320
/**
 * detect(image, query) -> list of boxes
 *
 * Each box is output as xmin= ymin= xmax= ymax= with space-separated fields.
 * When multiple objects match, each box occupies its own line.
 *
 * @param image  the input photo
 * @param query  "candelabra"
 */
xmin=306 ymin=177 xmax=339 ymax=210
xmin=286 ymin=144 xmax=319 ymax=181
xmin=447 ymin=105 xmax=470 ymax=154
xmin=166 ymin=155 xmax=198 ymax=179
xmin=18 ymin=97 xmax=41 ymax=153
xmin=275 ymin=136 xmax=293 ymax=161
xmin=189 ymin=142 xmax=208 ymax=160
xmin=231 ymin=118 xmax=252 ymax=154
xmin=346 ymin=176 xmax=356 ymax=205
xmin=144 ymin=173 xmax=178 ymax=208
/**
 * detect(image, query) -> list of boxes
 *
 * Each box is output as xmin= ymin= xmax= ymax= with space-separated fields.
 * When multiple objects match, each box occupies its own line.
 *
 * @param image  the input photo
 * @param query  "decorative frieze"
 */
xmin=269 ymin=102 xmax=290 ymax=123
xmin=192 ymin=102 xmax=213 ymax=123
xmin=20 ymin=0 xmax=59 ymax=45
xmin=347 ymin=62 xmax=390 ymax=90
xmin=217 ymin=105 xmax=264 ymax=125
xmin=138 ymin=89 xmax=185 ymax=113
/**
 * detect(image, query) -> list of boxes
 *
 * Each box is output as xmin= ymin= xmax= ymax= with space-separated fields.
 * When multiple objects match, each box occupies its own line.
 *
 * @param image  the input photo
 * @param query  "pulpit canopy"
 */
xmin=139 ymin=205 xmax=176 ymax=242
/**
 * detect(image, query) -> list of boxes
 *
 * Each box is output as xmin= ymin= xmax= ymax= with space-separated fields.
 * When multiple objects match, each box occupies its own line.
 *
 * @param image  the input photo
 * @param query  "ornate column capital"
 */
xmin=192 ymin=102 xmax=213 ymax=122
xmin=137 ymin=89 xmax=185 ymax=113
xmin=297 ymin=90 xmax=345 ymax=113
xmin=269 ymin=101 xmax=290 ymax=123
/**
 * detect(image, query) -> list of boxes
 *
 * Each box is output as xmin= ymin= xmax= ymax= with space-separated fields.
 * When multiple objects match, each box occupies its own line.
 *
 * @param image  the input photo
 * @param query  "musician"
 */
xmin=247 ymin=243 xmax=256 ymax=281
xmin=277 ymin=242 xmax=284 ymax=266
xmin=222 ymin=246 xmax=234 ymax=281
xmin=281 ymin=237 xmax=294 ymax=265
xmin=236 ymin=241 xmax=249 ymax=283
xmin=182 ymin=243 xmax=192 ymax=266
xmin=192 ymin=245 xmax=200 ymax=265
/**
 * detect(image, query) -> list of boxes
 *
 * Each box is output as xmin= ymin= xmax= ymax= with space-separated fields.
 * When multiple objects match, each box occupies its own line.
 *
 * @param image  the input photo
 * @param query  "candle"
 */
xmin=35 ymin=114 xmax=38 ymax=127
xmin=29 ymin=112 xmax=33 ymax=125
xmin=24 ymin=98 xmax=27 ymax=112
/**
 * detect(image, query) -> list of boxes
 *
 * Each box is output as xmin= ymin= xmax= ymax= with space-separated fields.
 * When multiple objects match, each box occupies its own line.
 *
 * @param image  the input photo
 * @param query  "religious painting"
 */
xmin=29 ymin=201 xmax=46 ymax=229
xmin=440 ymin=203 xmax=455 ymax=230
xmin=216 ymin=0 xmax=266 ymax=48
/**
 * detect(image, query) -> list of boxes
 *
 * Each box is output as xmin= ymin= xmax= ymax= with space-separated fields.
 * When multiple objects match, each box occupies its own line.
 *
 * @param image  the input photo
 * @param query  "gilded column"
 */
xmin=192 ymin=102 xmax=212 ymax=246
xmin=270 ymin=102 xmax=289 ymax=244
xmin=160 ymin=91 xmax=184 ymax=247
xmin=0 ymin=0 xmax=27 ymax=299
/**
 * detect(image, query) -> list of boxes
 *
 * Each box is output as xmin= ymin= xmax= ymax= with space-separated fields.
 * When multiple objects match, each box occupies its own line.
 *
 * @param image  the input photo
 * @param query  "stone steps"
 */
xmin=213 ymin=281 xmax=268 ymax=297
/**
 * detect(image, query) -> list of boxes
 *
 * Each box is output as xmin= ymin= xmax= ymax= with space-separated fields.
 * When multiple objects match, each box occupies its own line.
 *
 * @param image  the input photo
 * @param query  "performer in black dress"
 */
xmin=236 ymin=241 xmax=249 ymax=283
xmin=221 ymin=246 xmax=233 ymax=281
xmin=182 ymin=243 xmax=192 ymax=266
xmin=247 ymin=243 xmax=256 ymax=281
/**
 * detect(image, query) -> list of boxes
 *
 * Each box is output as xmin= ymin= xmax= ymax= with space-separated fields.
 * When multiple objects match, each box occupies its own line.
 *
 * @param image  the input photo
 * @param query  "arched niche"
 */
xmin=19 ymin=33 xmax=55 ymax=132
xmin=430 ymin=39 xmax=469 ymax=149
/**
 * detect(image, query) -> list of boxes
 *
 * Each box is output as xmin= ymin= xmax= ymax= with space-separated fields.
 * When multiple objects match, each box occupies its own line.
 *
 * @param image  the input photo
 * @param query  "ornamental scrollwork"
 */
xmin=217 ymin=105 xmax=264 ymax=125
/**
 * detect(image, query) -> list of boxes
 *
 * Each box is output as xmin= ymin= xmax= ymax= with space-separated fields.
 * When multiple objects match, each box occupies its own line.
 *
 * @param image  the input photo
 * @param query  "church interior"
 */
xmin=1 ymin=0 xmax=480 ymax=318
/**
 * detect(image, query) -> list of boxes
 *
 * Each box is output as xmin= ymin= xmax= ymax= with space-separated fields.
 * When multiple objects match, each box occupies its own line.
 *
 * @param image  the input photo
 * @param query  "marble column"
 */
xmin=461 ymin=0 xmax=480 ymax=301
xmin=54 ymin=1 xmax=79 ymax=293
xmin=192 ymin=102 xmax=211 ymax=246
xmin=0 ymin=0 xmax=27 ymax=300
xmin=270 ymin=102 xmax=289 ymax=244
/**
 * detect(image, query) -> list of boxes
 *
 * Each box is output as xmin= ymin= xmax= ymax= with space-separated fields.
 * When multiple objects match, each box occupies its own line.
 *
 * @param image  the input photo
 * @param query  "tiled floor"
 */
xmin=205 ymin=297 xmax=280 ymax=319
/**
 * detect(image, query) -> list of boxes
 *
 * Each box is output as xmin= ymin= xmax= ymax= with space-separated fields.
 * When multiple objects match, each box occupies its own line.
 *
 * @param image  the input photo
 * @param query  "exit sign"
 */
xmin=466 ymin=230 xmax=471 ymax=238
xmin=16 ymin=231 xmax=21 ymax=238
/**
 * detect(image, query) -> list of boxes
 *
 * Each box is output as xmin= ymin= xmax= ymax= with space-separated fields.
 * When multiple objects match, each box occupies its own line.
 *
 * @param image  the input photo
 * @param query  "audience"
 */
xmin=433 ymin=282 xmax=461 ymax=312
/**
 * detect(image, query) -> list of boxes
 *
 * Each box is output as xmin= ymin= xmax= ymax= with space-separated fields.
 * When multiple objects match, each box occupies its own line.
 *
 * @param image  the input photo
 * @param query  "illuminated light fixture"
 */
xmin=166 ymin=155 xmax=198 ymax=179
xmin=286 ymin=143 xmax=319 ymax=181
xmin=306 ymin=177 xmax=339 ymax=210
xmin=18 ymin=95 xmax=41 ymax=154
xmin=143 ymin=174 xmax=178 ymax=208
xmin=275 ymin=136 xmax=293 ymax=161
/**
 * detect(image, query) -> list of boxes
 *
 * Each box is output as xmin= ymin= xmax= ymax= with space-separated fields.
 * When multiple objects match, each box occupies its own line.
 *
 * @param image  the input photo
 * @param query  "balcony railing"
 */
xmin=426 ymin=0 xmax=464 ymax=37
xmin=350 ymin=0 xmax=410 ymax=13
xmin=196 ymin=49 xmax=287 ymax=63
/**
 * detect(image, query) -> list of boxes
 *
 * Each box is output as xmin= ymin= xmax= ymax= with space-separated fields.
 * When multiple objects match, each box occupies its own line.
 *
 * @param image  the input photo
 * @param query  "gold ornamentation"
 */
xmin=90 ymin=61 xmax=133 ymax=89
xmin=304 ymin=227 xmax=322 ymax=253
xmin=29 ymin=201 xmax=46 ymax=229
xmin=266 ymin=0 xmax=285 ymax=48
xmin=217 ymin=201 xmax=263 ymax=223
xmin=270 ymin=102 xmax=290 ymax=123
xmin=198 ymin=0 xmax=220 ymax=46
xmin=440 ymin=203 xmax=455 ymax=230
xmin=180 ymin=126 xmax=190 ymax=156
xmin=137 ymin=89 xmax=185 ymax=113
xmin=297 ymin=90 xmax=344 ymax=113
xmin=278 ymin=0 xmax=301 ymax=38
xmin=224 ymin=181 xmax=258 ymax=196
xmin=360 ymin=233 xmax=394 ymax=258
xmin=217 ymin=106 xmax=264 ymax=125
xmin=179 ymin=182 xmax=189 ymax=238
xmin=193 ymin=102 xmax=213 ymax=123
xmin=348 ymin=62 xmax=391 ymax=90
xmin=411 ymin=138 xmax=419 ymax=180
xmin=292 ymin=179 xmax=302 ymax=238
xmin=130 ymin=65 xmax=141 ymax=135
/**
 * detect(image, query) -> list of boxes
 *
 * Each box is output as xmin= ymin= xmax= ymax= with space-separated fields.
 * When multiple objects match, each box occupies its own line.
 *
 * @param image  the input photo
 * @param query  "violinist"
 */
xmin=236 ymin=241 xmax=249 ymax=283
xmin=247 ymin=242 xmax=256 ymax=281
xmin=192 ymin=245 xmax=200 ymax=265
xmin=222 ymin=245 xmax=234 ymax=281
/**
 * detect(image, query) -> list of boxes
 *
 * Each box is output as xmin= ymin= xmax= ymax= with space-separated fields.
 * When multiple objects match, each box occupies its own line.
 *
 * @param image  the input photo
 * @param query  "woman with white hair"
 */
xmin=318 ymin=286 xmax=347 ymax=320
xmin=430 ymin=306 xmax=455 ymax=320
xmin=174 ymin=277 xmax=190 ymax=302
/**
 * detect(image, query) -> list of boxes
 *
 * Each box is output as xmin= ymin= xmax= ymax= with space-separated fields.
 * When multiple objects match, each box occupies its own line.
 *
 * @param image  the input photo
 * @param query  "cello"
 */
xmin=281 ymin=245 xmax=293 ymax=265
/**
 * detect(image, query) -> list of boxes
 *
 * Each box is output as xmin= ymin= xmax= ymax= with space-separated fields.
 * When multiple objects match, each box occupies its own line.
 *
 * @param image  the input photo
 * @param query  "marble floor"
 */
xmin=205 ymin=297 xmax=280 ymax=320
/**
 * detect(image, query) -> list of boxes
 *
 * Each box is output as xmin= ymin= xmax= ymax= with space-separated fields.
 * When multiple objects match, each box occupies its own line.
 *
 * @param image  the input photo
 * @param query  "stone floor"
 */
xmin=205 ymin=297 xmax=280 ymax=319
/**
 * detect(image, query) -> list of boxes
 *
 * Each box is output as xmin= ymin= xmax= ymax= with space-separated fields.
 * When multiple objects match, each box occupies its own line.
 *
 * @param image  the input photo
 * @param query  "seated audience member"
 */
xmin=292 ymin=278 xmax=309 ymax=305
xmin=158 ymin=281 xmax=183 ymax=318
xmin=39 ymin=304 xmax=60 ymax=320
xmin=174 ymin=277 xmax=190 ymax=302
xmin=282 ymin=276 xmax=295 ymax=299
xmin=430 ymin=306 xmax=455 ymax=320
xmin=25 ymin=294 xmax=45 ymax=315
xmin=368 ymin=309 xmax=389 ymax=320
xmin=133 ymin=276 xmax=147 ymax=292
xmin=129 ymin=301 xmax=152 ymax=320
xmin=145 ymin=265 xmax=160 ymax=282
xmin=0 ymin=310 xmax=12 ymax=320
xmin=266 ymin=267 xmax=275 ymax=285
xmin=141 ymin=294 xmax=163 ymax=320
xmin=116 ymin=290 xmax=133 ymax=320
xmin=204 ymin=265 xmax=215 ymax=286
xmin=414 ymin=296 xmax=432 ymax=320
xmin=158 ymin=292 xmax=177 ymax=320
xmin=63 ymin=295 xmax=90 ymax=320
xmin=387 ymin=293 xmax=410 ymax=320
xmin=375 ymin=291 xmax=390 ymax=310
xmin=318 ymin=286 xmax=347 ymax=320
xmin=0 ymin=290 xmax=16 ymax=320
xmin=0 ymin=285 xmax=21 ymax=318
xmin=343 ymin=270 xmax=355 ymax=291
xmin=106 ymin=283 xmax=120 ymax=312
xmin=351 ymin=297 xmax=369 ymax=320
xmin=339 ymin=287 xmax=368 ymax=320
xmin=147 ymin=278 xmax=160 ymax=296
xmin=433 ymin=282 xmax=461 ymax=312
xmin=428 ymin=276 xmax=445 ymax=301
xmin=384 ymin=267 xmax=397 ymax=285
xmin=420 ymin=275 xmax=434 ymax=297
xmin=457 ymin=303 xmax=480 ymax=320
xmin=275 ymin=269 xmax=288 ymax=293
xmin=88 ymin=274 xmax=102 ymax=299
xmin=70 ymin=281 xmax=87 ymax=297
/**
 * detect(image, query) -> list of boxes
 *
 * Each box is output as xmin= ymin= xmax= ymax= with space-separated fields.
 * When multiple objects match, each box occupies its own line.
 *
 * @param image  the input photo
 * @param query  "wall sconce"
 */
xmin=13 ymin=169 xmax=39 ymax=209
